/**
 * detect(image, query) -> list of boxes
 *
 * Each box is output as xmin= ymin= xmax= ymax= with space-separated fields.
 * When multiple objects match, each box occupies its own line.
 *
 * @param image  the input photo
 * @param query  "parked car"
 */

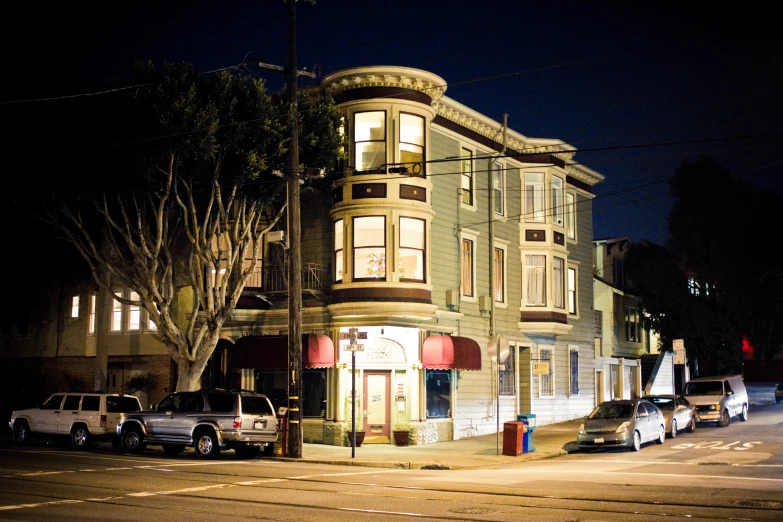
xmin=776 ymin=380 xmax=783 ymax=404
xmin=117 ymin=389 xmax=278 ymax=459
xmin=682 ymin=375 xmax=748 ymax=427
xmin=578 ymin=399 xmax=666 ymax=452
xmin=9 ymin=392 xmax=142 ymax=448
xmin=642 ymin=395 xmax=696 ymax=438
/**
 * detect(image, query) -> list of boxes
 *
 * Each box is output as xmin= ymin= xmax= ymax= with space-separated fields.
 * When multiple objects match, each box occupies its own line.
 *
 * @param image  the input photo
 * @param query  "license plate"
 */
xmin=254 ymin=421 xmax=265 ymax=429
xmin=594 ymin=437 xmax=604 ymax=444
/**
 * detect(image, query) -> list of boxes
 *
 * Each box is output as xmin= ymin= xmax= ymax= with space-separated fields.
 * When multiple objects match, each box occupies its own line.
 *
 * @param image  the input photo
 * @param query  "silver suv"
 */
xmin=10 ymin=392 xmax=142 ymax=448
xmin=117 ymin=390 xmax=278 ymax=459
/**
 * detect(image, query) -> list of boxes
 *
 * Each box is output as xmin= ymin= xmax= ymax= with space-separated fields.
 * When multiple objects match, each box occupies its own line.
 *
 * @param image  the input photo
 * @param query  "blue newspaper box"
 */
xmin=517 ymin=413 xmax=536 ymax=453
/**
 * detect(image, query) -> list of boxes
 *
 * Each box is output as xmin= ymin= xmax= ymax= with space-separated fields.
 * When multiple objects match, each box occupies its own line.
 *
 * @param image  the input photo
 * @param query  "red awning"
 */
xmin=422 ymin=335 xmax=482 ymax=371
xmin=231 ymin=334 xmax=334 ymax=370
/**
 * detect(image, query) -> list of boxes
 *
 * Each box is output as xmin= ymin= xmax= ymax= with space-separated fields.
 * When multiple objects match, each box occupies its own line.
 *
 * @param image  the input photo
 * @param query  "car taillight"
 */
xmin=100 ymin=415 xmax=106 ymax=428
xmin=233 ymin=416 xmax=242 ymax=429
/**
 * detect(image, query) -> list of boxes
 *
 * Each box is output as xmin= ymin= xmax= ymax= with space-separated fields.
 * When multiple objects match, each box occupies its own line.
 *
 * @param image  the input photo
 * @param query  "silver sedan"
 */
xmin=643 ymin=394 xmax=696 ymax=438
xmin=578 ymin=399 xmax=666 ymax=452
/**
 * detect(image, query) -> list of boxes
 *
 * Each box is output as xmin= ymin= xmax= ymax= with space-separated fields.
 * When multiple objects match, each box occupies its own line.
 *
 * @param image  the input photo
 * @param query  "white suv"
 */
xmin=10 ymin=392 xmax=143 ymax=448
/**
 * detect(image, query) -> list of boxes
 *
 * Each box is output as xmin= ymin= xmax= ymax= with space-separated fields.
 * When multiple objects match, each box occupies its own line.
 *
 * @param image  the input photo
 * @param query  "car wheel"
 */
xmin=670 ymin=418 xmax=678 ymax=438
xmin=194 ymin=429 xmax=220 ymax=459
xmin=235 ymin=446 xmax=260 ymax=459
xmin=739 ymin=404 xmax=748 ymax=422
xmin=631 ymin=431 xmax=641 ymax=452
xmin=719 ymin=409 xmax=730 ymax=427
xmin=657 ymin=425 xmax=665 ymax=444
xmin=71 ymin=425 xmax=91 ymax=449
xmin=688 ymin=418 xmax=697 ymax=433
xmin=12 ymin=421 xmax=31 ymax=445
xmin=121 ymin=425 xmax=145 ymax=454
xmin=162 ymin=444 xmax=186 ymax=455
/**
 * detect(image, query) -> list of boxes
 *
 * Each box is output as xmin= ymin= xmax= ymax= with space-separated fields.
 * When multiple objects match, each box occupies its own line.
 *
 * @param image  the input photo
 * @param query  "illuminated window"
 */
xmin=111 ymin=295 xmax=122 ymax=332
xmin=128 ymin=291 xmax=140 ymax=331
xmin=566 ymin=192 xmax=576 ymax=239
xmin=71 ymin=295 xmax=80 ymax=318
xmin=354 ymin=111 xmax=386 ymax=172
xmin=494 ymin=247 xmax=504 ymax=302
xmin=334 ymin=219 xmax=344 ymax=283
xmin=461 ymin=148 xmax=473 ymax=206
xmin=461 ymin=238 xmax=474 ymax=297
xmin=353 ymin=216 xmax=386 ymax=280
xmin=399 ymin=217 xmax=425 ymax=282
xmin=88 ymin=294 xmax=96 ymax=334
xmin=552 ymin=175 xmax=564 ymax=226
xmin=493 ymin=162 xmax=504 ymax=215
xmin=525 ymin=255 xmax=546 ymax=306
xmin=399 ymin=113 xmax=424 ymax=176
xmin=553 ymin=257 xmax=565 ymax=309
xmin=568 ymin=267 xmax=577 ymax=315
xmin=524 ymin=172 xmax=545 ymax=222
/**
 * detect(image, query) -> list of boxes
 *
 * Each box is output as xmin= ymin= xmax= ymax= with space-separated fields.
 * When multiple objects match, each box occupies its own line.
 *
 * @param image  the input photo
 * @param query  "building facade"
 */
xmin=1 ymin=66 xmax=605 ymax=446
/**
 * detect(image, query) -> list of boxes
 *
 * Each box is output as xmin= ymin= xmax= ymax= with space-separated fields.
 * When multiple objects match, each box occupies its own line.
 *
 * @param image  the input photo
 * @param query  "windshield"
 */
xmin=684 ymin=381 xmax=724 ymax=396
xmin=588 ymin=403 xmax=634 ymax=419
xmin=645 ymin=397 xmax=674 ymax=410
xmin=106 ymin=396 xmax=142 ymax=413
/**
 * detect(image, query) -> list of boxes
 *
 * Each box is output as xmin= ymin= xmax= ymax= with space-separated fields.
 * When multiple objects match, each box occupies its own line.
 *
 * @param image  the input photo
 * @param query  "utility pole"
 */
xmin=258 ymin=0 xmax=316 ymax=459
xmin=286 ymin=0 xmax=303 ymax=459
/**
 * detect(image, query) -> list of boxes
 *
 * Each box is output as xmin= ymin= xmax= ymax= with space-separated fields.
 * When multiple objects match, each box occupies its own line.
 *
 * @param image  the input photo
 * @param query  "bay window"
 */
xmin=525 ymin=254 xmax=546 ymax=306
xmin=553 ymin=257 xmax=565 ymax=309
xmin=566 ymin=192 xmax=576 ymax=239
xmin=399 ymin=217 xmax=425 ymax=282
xmin=354 ymin=111 xmax=386 ymax=172
xmin=552 ymin=175 xmax=564 ymax=226
xmin=334 ymin=219 xmax=344 ymax=282
xmin=353 ymin=216 xmax=386 ymax=280
xmin=399 ymin=113 xmax=424 ymax=175
xmin=461 ymin=148 xmax=473 ymax=205
xmin=524 ymin=172 xmax=545 ymax=222
xmin=568 ymin=267 xmax=577 ymax=314
xmin=493 ymin=162 xmax=504 ymax=215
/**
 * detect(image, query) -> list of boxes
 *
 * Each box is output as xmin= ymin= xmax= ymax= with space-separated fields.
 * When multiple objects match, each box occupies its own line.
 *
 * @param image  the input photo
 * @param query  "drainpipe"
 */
xmin=490 ymin=115 xmax=507 ymax=455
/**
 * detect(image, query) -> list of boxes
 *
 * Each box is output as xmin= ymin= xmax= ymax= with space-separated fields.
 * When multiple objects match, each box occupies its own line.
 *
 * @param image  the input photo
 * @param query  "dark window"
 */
xmin=570 ymin=349 xmax=579 ymax=395
xmin=302 ymin=369 xmax=326 ymax=418
xmin=63 ymin=395 xmax=81 ymax=410
xmin=643 ymin=402 xmax=657 ymax=416
xmin=81 ymin=396 xmax=100 ymax=411
xmin=207 ymin=394 xmax=235 ymax=413
xmin=106 ymin=396 xmax=142 ymax=413
xmin=426 ymin=370 xmax=451 ymax=419
xmin=157 ymin=394 xmax=181 ymax=412
xmin=42 ymin=395 xmax=65 ymax=409
xmin=241 ymin=396 xmax=274 ymax=415
xmin=182 ymin=394 xmax=204 ymax=412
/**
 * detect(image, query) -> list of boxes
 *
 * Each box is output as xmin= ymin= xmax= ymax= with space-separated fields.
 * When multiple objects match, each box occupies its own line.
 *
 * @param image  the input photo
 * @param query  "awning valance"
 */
xmin=231 ymin=334 xmax=335 ymax=370
xmin=422 ymin=335 xmax=482 ymax=371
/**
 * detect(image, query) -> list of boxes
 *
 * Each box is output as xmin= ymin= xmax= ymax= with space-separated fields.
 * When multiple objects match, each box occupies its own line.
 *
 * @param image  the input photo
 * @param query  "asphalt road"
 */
xmin=1 ymin=402 xmax=782 ymax=521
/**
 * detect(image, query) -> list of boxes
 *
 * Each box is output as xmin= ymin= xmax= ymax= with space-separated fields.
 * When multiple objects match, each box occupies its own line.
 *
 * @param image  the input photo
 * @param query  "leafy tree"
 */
xmin=627 ymin=156 xmax=783 ymax=375
xmin=41 ymin=62 xmax=343 ymax=391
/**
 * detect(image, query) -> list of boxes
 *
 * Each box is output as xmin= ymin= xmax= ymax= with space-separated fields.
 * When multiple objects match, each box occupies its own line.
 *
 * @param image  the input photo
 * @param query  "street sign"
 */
xmin=340 ymin=331 xmax=368 ymax=340
xmin=344 ymin=343 xmax=364 ymax=352
xmin=532 ymin=362 xmax=549 ymax=375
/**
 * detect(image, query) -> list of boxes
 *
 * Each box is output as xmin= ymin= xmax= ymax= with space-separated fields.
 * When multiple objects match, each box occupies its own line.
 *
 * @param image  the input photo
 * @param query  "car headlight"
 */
xmin=616 ymin=421 xmax=630 ymax=433
xmin=709 ymin=404 xmax=720 ymax=411
xmin=578 ymin=423 xmax=585 ymax=435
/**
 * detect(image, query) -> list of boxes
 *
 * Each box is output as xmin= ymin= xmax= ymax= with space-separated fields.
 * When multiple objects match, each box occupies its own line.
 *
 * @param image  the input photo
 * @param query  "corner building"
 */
xmin=225 ymin=65 xmax=605 ymax=446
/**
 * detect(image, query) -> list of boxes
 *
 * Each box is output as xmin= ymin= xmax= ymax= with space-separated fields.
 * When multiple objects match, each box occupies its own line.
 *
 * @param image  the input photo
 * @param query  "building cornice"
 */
xmin=321 ymin=66 xmax=447 ymax=103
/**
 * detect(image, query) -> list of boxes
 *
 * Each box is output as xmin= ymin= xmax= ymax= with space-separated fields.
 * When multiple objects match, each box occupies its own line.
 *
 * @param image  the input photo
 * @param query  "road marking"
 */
xmin=576 ymin=459 xmax=783 ymax=468
xmin=104 ymin=467 xmax=133 ymax=471
xmin=234 ymin=479 xmax=288 ymax=486
xmin=670 ymin=441 xmax=763 ymax=450
xmin=128 ymin=483 xmax=236 ymax=497
xmin=509 ymin=469 xmax=783 ymax=483
xmin=290 ymin=470 xmax=402 ymax=479
xmin=21 ymin=471 xmax=76 ymax=476
xmin=0 ymin=499 xmax=83 ymax=511
xmin=340 ymin=508 xmax=426 ymax=517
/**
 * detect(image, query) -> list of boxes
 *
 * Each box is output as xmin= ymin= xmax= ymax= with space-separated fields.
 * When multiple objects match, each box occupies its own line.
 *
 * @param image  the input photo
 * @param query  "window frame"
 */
xmin=565 ymin=191 xmax=576 ymax=240
xmin=334 ymin=219 xmax=344 ymax=283
xmin=553 ymin=256 xmax=565 ymax=310
xmin=569 ymin=345 xmax=579 ymax=396
xmin=524 ymin=172 xmax=546 ymax=223
xmin=70 ymin=295 xmax=80 ymax=319
xmin=399 ymin=216 xmax=426 ymax=283
xmin=492 ymin=161 xmax=505 ymax=216
xmin=460 ymin=231 xmax=478 ymax=299
xmin=88 ymin=293 xmax=96 ymax=335
xmin=551 ymin=174 xmax=564 ymax=226
xmin=498 ymin=345 xmax=516 ymax=396
xmin=493 ymin=243 xmax=507 ymax=305
xmin=128 ymin=291 xmax=141 ymax=332
xmin=353 ymin=110 xmax=387 ymax=173
xmin=625 ymin=306 xmax=641 ymax=343
xmin=425 ymin=369 xmax=452 ymax=419
xmin=567 ymin=265 xmax=578 ymax=315
xmin=538 ymin=346 xmax=554 ymax=397
xmin=398 ymin=112 xmax=425 ymax=176
xmin=110 ymin=291 xmax=123 ymax=332
xmin=352 ymin=215 xmax=387 ymax=281
xmin=524 ymin=253 xmax=547 ymax=307
xmin=460 ymin=147 xmax=474 ymax=207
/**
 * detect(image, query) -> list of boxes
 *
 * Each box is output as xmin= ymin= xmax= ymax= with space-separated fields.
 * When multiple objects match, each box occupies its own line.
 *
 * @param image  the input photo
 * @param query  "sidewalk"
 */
xmin=279 ymin=418 xmax=583 ymax=470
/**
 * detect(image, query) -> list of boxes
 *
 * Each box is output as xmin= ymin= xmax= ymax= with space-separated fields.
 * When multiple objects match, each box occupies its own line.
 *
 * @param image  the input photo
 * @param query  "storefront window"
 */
xmin=302 ymin=369 xmax=326 ymax=418
xmin=426 ymin=370 xmax=451 ymax=418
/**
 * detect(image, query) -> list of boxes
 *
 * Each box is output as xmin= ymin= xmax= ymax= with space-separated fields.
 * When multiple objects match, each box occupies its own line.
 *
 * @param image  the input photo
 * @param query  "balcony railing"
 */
xmin=245 ymin=263 xmax=329 ymax=294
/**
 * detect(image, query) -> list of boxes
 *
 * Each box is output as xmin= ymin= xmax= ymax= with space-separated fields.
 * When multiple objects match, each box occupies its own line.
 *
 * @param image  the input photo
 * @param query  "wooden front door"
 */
xmin=363 ymin=371 xmax=391 ymax=438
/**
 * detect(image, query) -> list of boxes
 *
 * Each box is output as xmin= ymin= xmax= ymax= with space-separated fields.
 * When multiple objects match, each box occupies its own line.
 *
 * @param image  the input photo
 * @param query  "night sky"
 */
xmin=4 ymin=0 xmax=781 ymax=244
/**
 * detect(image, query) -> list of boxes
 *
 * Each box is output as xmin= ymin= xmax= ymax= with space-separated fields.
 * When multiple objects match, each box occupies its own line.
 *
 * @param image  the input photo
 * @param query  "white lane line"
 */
xmin=104 ymin=467 xmax=133 ymax=471
xmin=21 ymin=471 xmax=76 ymax=476
xmin=340 ymin=508 xmax=426 ymax=517
xmin=234 ymin=479 xmax=288 ymax=486
xmin=135 ymin=461 xmax=251 ymax=468
xmin=509 ymin=469 xmax=783 ymax=483
xmin=128 ymin=483 xmax=236 ymax=497
xmin=290 ymin=469 xmax=402 ymax=479
xmin=79 ymin=469 xmax=97 ymax=472
xmin=0 ymin=499 xmax=84 ymax=511
xmin=574 ymin=459 xmax=783 ymax=468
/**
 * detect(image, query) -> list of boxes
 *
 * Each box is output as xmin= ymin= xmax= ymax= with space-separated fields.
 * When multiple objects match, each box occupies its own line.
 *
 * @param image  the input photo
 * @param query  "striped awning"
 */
xmin=422 ymin=335 xmax=482 ymax=371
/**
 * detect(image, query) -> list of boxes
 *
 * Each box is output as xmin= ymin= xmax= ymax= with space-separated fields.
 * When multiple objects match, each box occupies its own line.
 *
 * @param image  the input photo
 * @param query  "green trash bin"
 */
xmin=517 ymin=414 xmax=536 ymax=452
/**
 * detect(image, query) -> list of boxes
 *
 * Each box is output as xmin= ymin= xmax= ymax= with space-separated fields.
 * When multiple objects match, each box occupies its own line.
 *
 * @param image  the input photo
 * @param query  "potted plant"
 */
xmin=392 ymin=423 xmax=410 ymax=446
xmin=345 ymin=426 xmax=365 ymax=447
